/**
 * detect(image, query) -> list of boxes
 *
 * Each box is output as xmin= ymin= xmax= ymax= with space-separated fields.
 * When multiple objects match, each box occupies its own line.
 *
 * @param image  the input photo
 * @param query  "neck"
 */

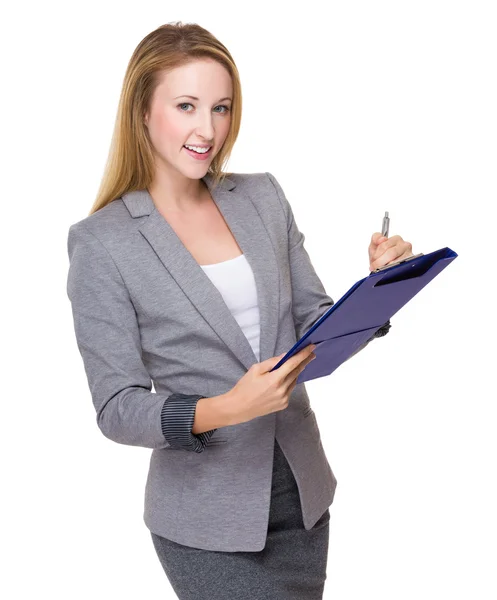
xmin=147 ymin=173 xmax=210 ymax=213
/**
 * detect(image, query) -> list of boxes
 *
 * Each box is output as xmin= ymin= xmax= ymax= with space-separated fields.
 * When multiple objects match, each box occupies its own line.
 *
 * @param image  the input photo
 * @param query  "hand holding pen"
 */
xmin=368 ymin=211 xmax=414 ymax=272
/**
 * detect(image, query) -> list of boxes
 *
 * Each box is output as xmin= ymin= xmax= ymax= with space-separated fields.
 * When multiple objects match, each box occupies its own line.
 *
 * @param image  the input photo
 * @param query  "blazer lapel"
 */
xmin=122 ymin=173 xmax=280 ymax=371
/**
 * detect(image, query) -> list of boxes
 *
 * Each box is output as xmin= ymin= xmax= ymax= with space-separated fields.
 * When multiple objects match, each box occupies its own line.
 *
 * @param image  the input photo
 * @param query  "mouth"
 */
xmin=183 ymin=145 xmax=213 ymax=161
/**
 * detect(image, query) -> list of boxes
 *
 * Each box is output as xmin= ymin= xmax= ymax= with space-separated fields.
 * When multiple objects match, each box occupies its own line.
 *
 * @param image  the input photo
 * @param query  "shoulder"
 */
xmin=226 ymin=172 xmax=287 ymax=215
xmin=230 ymin=172 xmax=291 ymax=222
xmin=67 ymin=194 xmax=144 ymax=261
xmin=68 ymin=196 xmax=128 ymax=234
xmin=225 ymin=171 xmax=279 ymax=193
xmin=224 ymin=172 xmax=291 ymax=235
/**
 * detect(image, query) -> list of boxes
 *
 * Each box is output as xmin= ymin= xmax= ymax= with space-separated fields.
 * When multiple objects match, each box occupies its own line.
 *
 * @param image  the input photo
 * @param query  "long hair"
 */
xmin=88 ymin=22 xmax=242 ymax=216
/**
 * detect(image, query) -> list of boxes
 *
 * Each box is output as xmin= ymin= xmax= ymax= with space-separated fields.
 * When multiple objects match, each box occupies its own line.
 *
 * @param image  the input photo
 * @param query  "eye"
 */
xmin=177 ymin=103 xmax=231 ymax=114
xmin=214 ymin=105 xmax=231 ymax=114
xmin=178 ymin=102 xmax=194 ymax=112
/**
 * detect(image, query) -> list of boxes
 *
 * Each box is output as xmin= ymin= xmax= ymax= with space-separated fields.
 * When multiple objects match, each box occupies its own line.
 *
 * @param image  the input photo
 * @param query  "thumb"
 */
xmin=372 ymin=232 xmax=386 ymax=245
xmin=259 ymin=353 xmax=285 ymax=374
xmin=266 ymin=353 xmax=285 ymax=365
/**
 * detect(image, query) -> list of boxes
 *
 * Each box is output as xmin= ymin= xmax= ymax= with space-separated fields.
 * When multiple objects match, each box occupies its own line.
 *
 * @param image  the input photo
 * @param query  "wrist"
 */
xmin=191 ymin=392 xmax=238 ymax=434
xmin=216 ymin=390 xmax=239 ymax=428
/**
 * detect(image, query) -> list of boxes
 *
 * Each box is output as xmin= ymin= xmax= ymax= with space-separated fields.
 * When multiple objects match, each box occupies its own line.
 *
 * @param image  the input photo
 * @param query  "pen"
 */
xmin=381 ymin=211 xmax=390 ymax=238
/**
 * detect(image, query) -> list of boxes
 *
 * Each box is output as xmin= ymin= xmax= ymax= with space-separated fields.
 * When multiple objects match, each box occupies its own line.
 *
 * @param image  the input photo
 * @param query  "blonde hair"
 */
xmin=88 ymin=22 xmax=242 ymax=216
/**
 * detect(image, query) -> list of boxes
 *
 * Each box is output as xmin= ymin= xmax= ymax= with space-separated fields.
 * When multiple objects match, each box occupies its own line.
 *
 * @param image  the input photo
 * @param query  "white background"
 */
xmin=2 ymin=1 xmax=495 ymax=598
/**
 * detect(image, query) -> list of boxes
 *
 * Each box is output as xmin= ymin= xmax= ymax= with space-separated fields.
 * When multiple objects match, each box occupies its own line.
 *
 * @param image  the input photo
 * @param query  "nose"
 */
xmin=194 ymin=108 xmax=215 ymax=143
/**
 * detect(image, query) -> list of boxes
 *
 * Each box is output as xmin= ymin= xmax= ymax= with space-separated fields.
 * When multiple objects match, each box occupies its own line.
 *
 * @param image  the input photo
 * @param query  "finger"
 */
xmin=286 ymin=349 xmax=316 ymax=378
xmin=369 ymin=233 xmax=387 ymax=263
xmin=371 ymin=235 xmax=403 ymax=262
xmin=277 ymin=344 xmax=315 ymax=380
xmin=376 ymin=235 xmax=402 ymax=254
xmin=369 ymin=235 xmax=387 ymax=260
xmin=370 ymin=244 xmax=414 ymax=271
xmin=397 ymin=247 xmax=414 ymax=261
xmin=370 ymin=246 xmax=401 ymax=271
xmin=283 ymin=353 xmax=315 ymax=387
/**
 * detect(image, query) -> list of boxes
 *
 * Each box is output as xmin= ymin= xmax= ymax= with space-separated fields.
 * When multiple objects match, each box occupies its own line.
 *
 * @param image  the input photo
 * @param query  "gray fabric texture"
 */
xmin=150 ymin=439 xmax=330 ymax=599
xmin=66 ymin=171 xmax=389 ymax=551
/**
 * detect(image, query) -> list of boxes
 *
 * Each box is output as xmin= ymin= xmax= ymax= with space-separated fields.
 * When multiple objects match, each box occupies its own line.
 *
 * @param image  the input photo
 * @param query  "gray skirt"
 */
xmin=150 ymin=439 xmax=331 ymax=600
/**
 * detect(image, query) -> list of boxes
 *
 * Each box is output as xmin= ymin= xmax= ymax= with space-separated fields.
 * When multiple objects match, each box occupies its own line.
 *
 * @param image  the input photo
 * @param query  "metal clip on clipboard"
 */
xmin=372 ymin=252 xmax=425 ymax=273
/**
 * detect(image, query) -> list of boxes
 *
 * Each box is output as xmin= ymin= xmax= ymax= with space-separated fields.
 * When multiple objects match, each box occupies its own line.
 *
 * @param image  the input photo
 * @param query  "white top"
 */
xmin=200 ymin=254 xmax=261 ymax=361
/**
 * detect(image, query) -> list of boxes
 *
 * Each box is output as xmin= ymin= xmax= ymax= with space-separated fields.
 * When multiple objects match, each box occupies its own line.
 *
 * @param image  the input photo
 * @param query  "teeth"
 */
xmin=185 ymin=145 xmax=211 ymax=154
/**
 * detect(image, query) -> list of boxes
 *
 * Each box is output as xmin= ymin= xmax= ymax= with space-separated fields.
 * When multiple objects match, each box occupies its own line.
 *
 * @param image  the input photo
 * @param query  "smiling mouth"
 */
xmin=183 ymin=145 xmax=214 ymax=161
xmin=183 ymin=145 xmax=213 ymax=154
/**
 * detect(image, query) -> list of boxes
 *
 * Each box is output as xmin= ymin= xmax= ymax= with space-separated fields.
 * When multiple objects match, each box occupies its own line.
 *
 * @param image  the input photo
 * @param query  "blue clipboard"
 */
xmin=270 ymin=246 xmax=458 ymax=383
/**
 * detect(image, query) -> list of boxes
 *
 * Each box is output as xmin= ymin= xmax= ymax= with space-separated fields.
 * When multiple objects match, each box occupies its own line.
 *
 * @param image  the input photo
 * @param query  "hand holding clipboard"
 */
xmin=270 ymin=211 xmax=458 ymax=384
xmin=368 ymin=211 xmax=417 ymax=274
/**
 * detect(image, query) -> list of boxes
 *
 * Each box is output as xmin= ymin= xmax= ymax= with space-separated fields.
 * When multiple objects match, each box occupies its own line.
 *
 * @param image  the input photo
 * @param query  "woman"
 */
xmin=66 ymin=22 xmax=413 ymax=599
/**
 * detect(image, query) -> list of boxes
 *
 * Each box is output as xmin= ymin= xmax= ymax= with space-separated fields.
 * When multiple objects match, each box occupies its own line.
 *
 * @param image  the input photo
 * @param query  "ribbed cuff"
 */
xmin=373 ymin=319 xmax=391 ymax=338
xmin=160 ymin=393 xmax=217 ymax=453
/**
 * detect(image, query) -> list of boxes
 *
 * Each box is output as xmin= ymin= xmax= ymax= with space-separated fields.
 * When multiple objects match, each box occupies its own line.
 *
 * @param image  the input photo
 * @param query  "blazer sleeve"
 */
xmin=66 ymin=222 xmax=216 ymax=452
xmin=265 ymin=172 xmax=390 ymax=360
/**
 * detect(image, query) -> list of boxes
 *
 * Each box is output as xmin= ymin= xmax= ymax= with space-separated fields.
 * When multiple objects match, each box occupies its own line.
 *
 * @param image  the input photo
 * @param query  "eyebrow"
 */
xmin=174 ymin=95 xmax=232 ymax=102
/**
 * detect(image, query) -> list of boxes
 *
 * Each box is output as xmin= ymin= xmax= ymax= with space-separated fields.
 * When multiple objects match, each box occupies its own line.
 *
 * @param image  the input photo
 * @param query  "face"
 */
xmin=143 ymin=59 xmax=233 ymax=181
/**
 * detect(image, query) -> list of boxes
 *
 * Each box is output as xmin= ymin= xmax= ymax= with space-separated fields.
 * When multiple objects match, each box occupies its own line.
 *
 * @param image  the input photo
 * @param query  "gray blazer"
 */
xmin=66 ymin=171 xmax=387 ymax=552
